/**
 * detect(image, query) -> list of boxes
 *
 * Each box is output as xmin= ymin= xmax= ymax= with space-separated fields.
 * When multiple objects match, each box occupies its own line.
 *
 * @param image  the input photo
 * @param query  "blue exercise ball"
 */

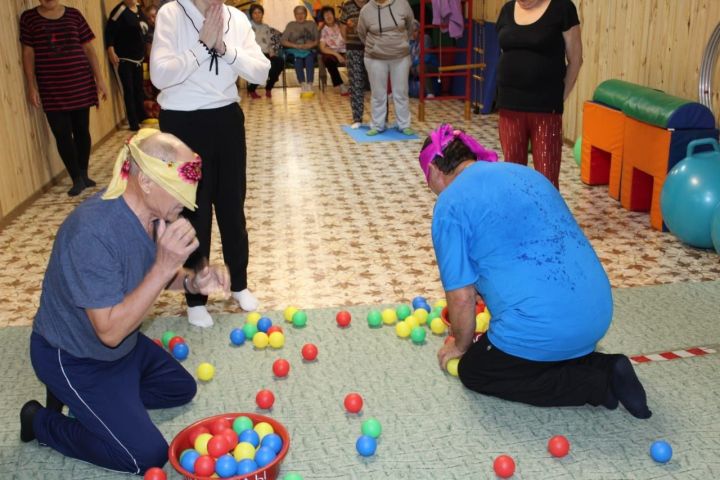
xmin=660 ymin=138 xmax=720 ymax=248
xmin=712 ymin=203 xmax=720 ymax=254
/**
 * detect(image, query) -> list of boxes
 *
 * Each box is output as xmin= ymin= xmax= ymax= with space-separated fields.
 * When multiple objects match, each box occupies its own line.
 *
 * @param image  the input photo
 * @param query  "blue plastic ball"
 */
xmin=255 ymin=446 xmax=276 ymax=468
xmin=261 ymin=433 xmax=283 ymax=454
xmin=356 ymin=435 xmax=377 ymax=457
xmin=411 ymin=296 xmax=427 ymax=310
xmin=179 ymin=449 xmax=200 ymax=473
xmin=650 ymin=440 xmax=672 ymax=463
xmin=239 ymin=429 xmax=260 ymax=448
xmin=416 ymin=302 xmax=432 ymax=313
xmin=236 ymin=458 xmax=258 ymax=475
xmin=172 ymin=343 xmax=189 ymax=360
xmin=257 ymin=317 xmax=273 ymax=333
xmin=215 ymin=454 xmax=238 ymax=478
xmin=230 ymin=328 xmax=246 ymax=346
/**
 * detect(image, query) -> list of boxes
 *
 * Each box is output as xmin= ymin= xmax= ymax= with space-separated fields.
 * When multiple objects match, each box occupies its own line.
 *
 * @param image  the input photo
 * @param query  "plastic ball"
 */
xmin=548 ymin=435 xmax=570 ymax=457
xmin=475 ymin=310 xmax=490 ymax=333
xmin=236 ymin=458 xmax=258 ymax=474
xmin=239 ymin=429 xmax=260 ymax=448
xmin=220 ymin=428 xmax=239 ymax=450
xmin=256 ymin=389 xmax=275 ymax=409
xmin=493 ymin=455 xmax=515 ymax=478
xmin=267 ymin=325 xmax=284 ymax=335
xmin=404 ymin=315 xmax=419 ymax=330
xmin=257 ymin=317 xmax=273 ymax=333
xmin=336 ymin=310 xmax=352 ymax=327
xmin=712 ymin=203 xmax=720 ymax=254
xmin=196 ymin=362 xmax=215 ymax=381
xmin=172 ymin=343 xmax=189 ymax=360
xmin=427 ymin=311 xmax=440 ymax=325
xmin=233 ymin=442 xmax=256 ymax=461
xmin=355 ymin=435 xmax=377 ymax=456
xmin=246 ymin=311 xmax=262 ymax=325
xmin=413 ymin=308 xmax=429 ymax=325
xmin=573 ymin=136 xmax=582 ymax=166
xmin=207 ymin=435 xmax=230 ymax=458
xmin=261 ymin=433 xmax=283 ymax=454
xmin=188 ymin=426 xmax=210 ymax=446
xmin=411 ymin=296 xmax=428 ymax=310
xmin=230 ymin=328 xmax=246 ymax=346
xmin=283 ymin=306 xmax=298 ymax=323
xmin=361 ymin=418 xmax=382 ymax=438
xmin=381 ymin=308 xmax=397 ymax=325
xmin=209 ymin=418 xmax=232 ymax=435
xmin=292 ymin=310 xmax=308 ymax=327
xmin=301 ymin=343 xmax=318 ymax=361
xmin=273 ymin=358 xmax=290 ymax=377
xmin=367 ymin=310 xmax=383 ymax=328
xmin=242 ymin=323 xmax=258 ymax=340
xmin=254 ymin=422 xmax=274 ymax=441
xmin=417 ymin=302 xmax=432 ymax=313
xmin=283 ymin=474 xmax=304 ymax=480
xmin=410 ymin=326 xmax=426 ymax=344
xmin=446 ymin=358 xmax=459 ymax=377
xmin=269 ymin=331 xmax=285 ymax=349
xmin=232 ymin=416 xmax=253 ymax=434
xmin=179 ymin=449 xmax=200 ymax=473
xmin=214 ymin=454 xmax=237 ymax=478
xmin=161 ymin=331 xmax=176 ymax=349
xmin=650 ymin=440 xmax=673 ymax=463
xmin=395 ymin=321 xmax=411 ymax=338
xmin=255 ymin=446 xmax=277 ymax=467
xmin=167 ymin=336 xmax=185 ymax=352
xmin=179 ymin=448 xmax=194 ymax=463
xmin=253 ymin=332 xmax=269 ymax=349
xmin=143 ymin=467 xmax=166 ymax=480
xmin=344 ymin=393 xmax=364 ymax=413
xmin=194 ymin=433 xmax=213 ymax=455
xmin=430 ymin=317 xmax=447 ymax=335
xmin=434 ymin=299 xmax=447 ymax=309
xmin=193 ymin=455 xmax=215 ymax=477
xmin=396 ymin=304 xmax=412 ymax=320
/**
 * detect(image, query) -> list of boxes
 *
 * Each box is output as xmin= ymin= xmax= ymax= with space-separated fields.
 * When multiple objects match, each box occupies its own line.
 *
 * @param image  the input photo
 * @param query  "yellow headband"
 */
xmin=102 ymin=129 xmax=201 ymax=210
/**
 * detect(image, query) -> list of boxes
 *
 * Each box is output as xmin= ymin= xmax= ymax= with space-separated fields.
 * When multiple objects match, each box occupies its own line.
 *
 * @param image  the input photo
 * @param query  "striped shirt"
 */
xmin=20 ymin=7 xmax=98 ymax=112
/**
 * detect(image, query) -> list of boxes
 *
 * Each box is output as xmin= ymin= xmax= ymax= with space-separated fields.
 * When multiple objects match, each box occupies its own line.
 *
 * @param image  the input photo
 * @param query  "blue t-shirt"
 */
xmin=432 ymin=162 xmax=612 ymax=361
xmin=33 ymin=193 xmax=156 ymax=361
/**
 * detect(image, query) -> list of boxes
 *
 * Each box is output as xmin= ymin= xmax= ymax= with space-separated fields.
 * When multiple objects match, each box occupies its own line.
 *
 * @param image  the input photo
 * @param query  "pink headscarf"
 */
xmin=418 ymin=124 xmax=498 ymax=182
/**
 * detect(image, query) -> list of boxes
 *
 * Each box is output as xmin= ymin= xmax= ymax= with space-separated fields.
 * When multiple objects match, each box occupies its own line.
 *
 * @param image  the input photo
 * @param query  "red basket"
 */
xmin=440 ymin=301 xmax=485 ymax=327
xmin=169 ymin=413 xmax=290 ymax=480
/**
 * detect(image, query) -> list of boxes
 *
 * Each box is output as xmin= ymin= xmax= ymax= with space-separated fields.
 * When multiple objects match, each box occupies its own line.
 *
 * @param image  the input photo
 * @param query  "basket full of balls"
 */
xmin=169 ymin=413 xmax=289 ymax=480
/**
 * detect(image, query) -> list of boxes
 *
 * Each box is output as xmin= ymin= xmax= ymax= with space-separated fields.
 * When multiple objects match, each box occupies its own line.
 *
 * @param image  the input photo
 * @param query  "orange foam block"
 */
xmin=580 ymin=101 xmax=626 ymax=199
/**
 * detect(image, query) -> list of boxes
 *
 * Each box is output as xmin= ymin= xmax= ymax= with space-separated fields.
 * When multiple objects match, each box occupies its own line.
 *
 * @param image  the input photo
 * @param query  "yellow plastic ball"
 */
xmin=475 ymin=310 xmax=490 ymax=333
xmin=196 ymin=362 xmax=215 ymax=381
xmin=284 ymin=306 xmax=298 ymax=323
xmin=233 ymin=442 xmax=256 ymax=461
xmin=381 ymin=308 xmax=397 ymax=325
xmin=194 ymin=433 xmax=213 ymax=455
xmin=434 ymin=299 xmax=447 ymax=309
xmin=413 ymin=308 xmax=428 ymax=325
xmin=395 ymin=321 xmax=411 ymax=338
xmin=246 ymin=312 xmax=261 ymax=325
xmin=253 ymin=332 xmax=269 ymax=349
xmin=268 ymin=331 xmax=285 ymax=349
xmin=254 ymin=422 xmax=274 ymax=441
xmin=430 ymin=318 xmax=447 ymax=335
xmin=404 ymin=315 xmax=419 ymax=330
xmin=446 ymin=358 xmax=460 ymax=377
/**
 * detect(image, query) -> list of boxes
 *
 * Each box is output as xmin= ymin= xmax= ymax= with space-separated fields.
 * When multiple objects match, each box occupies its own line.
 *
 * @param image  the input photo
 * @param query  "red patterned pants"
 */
xmin=498 ymin=109 xmax=563 ymax=188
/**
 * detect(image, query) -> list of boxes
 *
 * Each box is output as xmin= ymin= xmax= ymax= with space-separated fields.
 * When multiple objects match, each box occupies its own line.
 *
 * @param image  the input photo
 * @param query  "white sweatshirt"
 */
xmin=150 ymin=0 xmax=270 ymax=111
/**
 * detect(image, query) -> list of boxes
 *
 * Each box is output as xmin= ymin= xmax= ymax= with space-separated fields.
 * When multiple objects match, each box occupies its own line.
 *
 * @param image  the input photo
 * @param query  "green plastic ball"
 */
xmin=361 ymin=418 xmax=382 ymax=438
xmin=410 ymin=326 xmax=426 ymax=344
xmin=292 ymin=310 xmax=308 ymax=328
xmin=427 ymin=311 xmax=440 ymax=325
xmin=242 ymin=323 xmax=258 ymax=339
xmin=367 ymin=310 xmax=382 ymax=328
xmin=396 ymin=304 xmax=411 ymax=321
xmin=233 ymin=416 xmax=254 ymax=434
xmin=161 ymin=331 xmax=176 ymax=349
xmin=283 ymin=474 xmax=304 ymax=480
xmin=573 ymin=136 xmax=582 ymax=166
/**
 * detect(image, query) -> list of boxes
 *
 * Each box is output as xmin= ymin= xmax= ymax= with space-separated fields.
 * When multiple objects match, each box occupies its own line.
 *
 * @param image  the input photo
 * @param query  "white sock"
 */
xmin=351 ymin=122 xmax=361 ymax=129
xmin=187 ymin=305 xmax=214 ymax=328
xmin=232 ymin=289 xmax=259 ymax=311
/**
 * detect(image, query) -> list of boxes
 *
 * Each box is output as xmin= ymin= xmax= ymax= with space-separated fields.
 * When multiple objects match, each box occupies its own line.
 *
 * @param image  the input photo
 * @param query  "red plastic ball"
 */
xmin=143 ymin=467 xmax=166 ymax=480
xmin=187 ymin=425 xmax=210 ymax=446
xmin=301 ymin=343 xmax=318 ymax=361
xmin=152 ymin=339 xmax=163 ymax=348
xmin=336 ymin=310 xmax=352 ymax=327
xmin=548 ymin=435 xmax=570 ymax=457
xmin=207 ymin=434 xmax=230 ymax=458
xmin=256 ymin=389 xmax=275 ymax=409
xmin=220 ymin=428 xmax=239 ymax=450
xmin=493 ymin=455 xmax=515 ymax=478
xmin=475 ymin=302 xmax=485 ymax=314
xmin=193 ymin=455 xmax=215 ymax=477
xmin=209 ymin=418 xmax=232 ymax=435
xmin=343 ymin=393 xmax=363 ymax=413
xmin=267 ymin=325 xmax=284 ymax=335
xmin=167 ymin=336 xmax=185 ymax=351
xmin=273 ymin=359 xmax=290 ymax=377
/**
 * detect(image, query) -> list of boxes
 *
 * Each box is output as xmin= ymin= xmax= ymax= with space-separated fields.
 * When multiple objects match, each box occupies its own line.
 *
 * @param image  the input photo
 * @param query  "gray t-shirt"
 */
xmin=281 ymin=20 xmax=318 ymax=45
xmin=33 ymin=193 xmax=156 ymax=361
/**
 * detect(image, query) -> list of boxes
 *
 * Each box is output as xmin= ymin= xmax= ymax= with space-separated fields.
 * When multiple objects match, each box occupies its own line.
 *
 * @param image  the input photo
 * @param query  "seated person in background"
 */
xmin=281 ymin=5 xmax=319 ymax=96
xmin=409 ymin=20 xmax=438 ymax=98
xmin=422 ymin=124 xmax=652 ymax=420
xmin=319 ymin=6 xmax=348 ymax=95
xmin=247 ymin=4 xmax=284 ymax=99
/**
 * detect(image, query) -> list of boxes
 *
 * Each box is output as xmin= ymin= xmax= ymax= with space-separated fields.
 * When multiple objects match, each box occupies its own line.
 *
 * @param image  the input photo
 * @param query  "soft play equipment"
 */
xmin=660 ymin=139 xmax=720 ymax=249
xmin=581 ymin=79 xmax=718 ymax=230
xmin=711 ymin=204 xmax=720 ymax=254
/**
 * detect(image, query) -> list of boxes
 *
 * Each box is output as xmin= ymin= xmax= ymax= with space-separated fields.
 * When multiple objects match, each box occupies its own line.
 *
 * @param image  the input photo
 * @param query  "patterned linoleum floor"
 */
xmin=1 ymin=88 xmax=719 ymax=328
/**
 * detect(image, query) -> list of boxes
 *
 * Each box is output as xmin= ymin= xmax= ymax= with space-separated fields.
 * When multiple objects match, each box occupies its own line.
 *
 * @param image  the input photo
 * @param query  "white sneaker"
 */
xmin=232 ymin=289 xmax=259 ymax=311
xmin=339 ymin=84 xmax=349 ymax=95
xmin=351 ymin=122 xmax=361 ymax=129
xmin=188 ymin=305 xmax=214 ymax=328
